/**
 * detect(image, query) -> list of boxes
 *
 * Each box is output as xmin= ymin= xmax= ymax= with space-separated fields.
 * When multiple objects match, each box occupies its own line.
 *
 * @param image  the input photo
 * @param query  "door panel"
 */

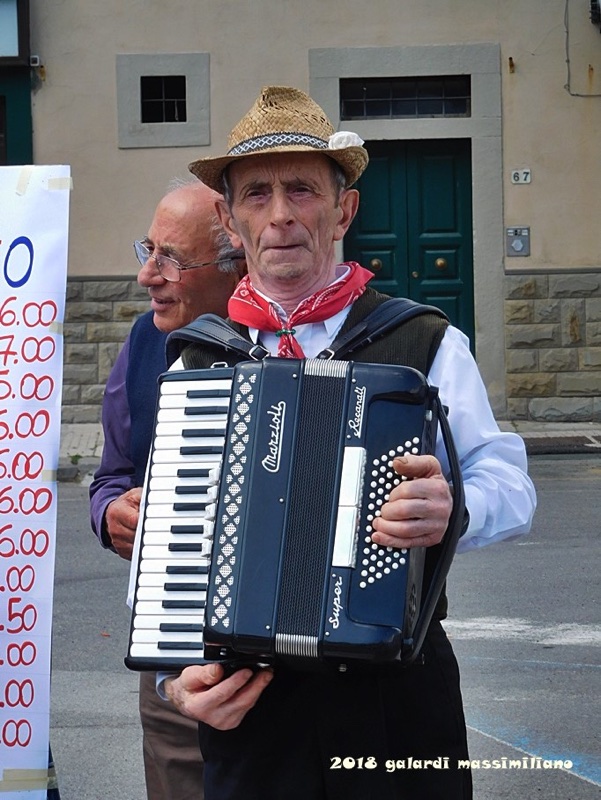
xmin=345 ymin=139 xmax=474 ymax=346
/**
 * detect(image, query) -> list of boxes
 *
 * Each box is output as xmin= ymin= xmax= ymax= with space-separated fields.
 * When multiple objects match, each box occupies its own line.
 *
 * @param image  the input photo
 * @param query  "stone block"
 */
xmin=506 ymin=398 xmax=528 ymax=419
xmin=81 ymin=384 xmax=106 ymax=404
xmin=63 ymin=363 xmax=98 ymax=385
xmin=61 ymin=385 xmax=80 ymax=404
xmin=586 ymin=297 xmax=601 ymax=323
xmin=504 ymin=300 xmax=533 ymax=324
xmin=533 ymin=298 xmax=561 ymax=323
xmin=506 ymin=349 xmax=538 ymax=373
xmin=506 ymin=324 xmax=560 ymax=349
xmin=557 ymin=372 xmax=601 ymax=396
xmin=587 ymin=322 xmax=601 ymax=346
xmin=113 ymin=302 xmax=148 ymax=321
xmin=83 ymin=281 xmax=132 ymax=301
xmin=98 ymin=342 xmax=122 ymax=381
xmin=505 ymin=274 xmax=548 ymax=300
xmin=539 ymin=348 xmax=577 ymax=372
xmin=130 ymin=283 xmax=149 ymax=300
xmin=560 ymin=299 xmax=585 ymax=346
xmin=65 ymin=343 xmax=97 ymax=364
xmin=86 ymin=322 xmax=134 ymax=343
xmin=63 ymin=323 xmax=87 ymax=343
xmin=507 ymin=373 xmax=556 ymax=397
xmin=549 ymin=273 xmax=601 ymax=298
xmin=579 ymin=348 xmax=601 ymax=369
xmin=65 ymin=302 xmax=112 ymax=322
xmin=60 ymin=405 xmax=102 ymax=424
xmin=528 ymin=397 xmax=593 ymax=422
xmin=66 ymin=281 xmax=83 ymax=301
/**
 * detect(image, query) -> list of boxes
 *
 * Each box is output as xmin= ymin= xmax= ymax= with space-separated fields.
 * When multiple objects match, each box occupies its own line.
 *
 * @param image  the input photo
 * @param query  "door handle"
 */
xmin=411 ymin=271 xmax=419 ymax=279
xmin=370 ymin=258 xmax=383 ymax=272
xmin=435 ymin=258 xmax=448 ymax=271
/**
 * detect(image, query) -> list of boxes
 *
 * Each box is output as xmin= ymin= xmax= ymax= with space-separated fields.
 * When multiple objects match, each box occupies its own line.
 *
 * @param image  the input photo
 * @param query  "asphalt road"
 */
xmin=50 ymin=454 xmax=600 ymax=799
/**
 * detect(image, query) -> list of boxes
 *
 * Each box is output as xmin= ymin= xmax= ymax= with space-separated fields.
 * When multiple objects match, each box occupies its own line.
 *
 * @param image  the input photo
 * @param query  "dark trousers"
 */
xmin=198 ymin=622 xmax=472 ymax=799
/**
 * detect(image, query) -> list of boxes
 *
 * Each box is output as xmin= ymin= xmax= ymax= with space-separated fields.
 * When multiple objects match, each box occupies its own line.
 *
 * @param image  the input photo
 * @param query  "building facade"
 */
xmin=2 ymin=0 xmax=600 ymax=423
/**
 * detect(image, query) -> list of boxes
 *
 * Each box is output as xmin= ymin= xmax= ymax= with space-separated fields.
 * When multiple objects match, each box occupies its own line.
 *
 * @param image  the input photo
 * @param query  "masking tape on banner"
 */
xmin=48 ymin=321 xmax=64 ymax=335
xmin=15 ymin=165 xmax=34 ymax=196
xmin=48 ymin=176 xmax=73 ymax=191
xmin=42 ymin=470 xmax=57 ymax=481
xmin=0 ymin=767 xmax=50 ymax=791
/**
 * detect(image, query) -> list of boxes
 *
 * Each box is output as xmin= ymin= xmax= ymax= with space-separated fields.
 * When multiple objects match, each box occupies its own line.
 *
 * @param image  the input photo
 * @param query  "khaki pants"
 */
xmin=139 ymin=671 xmax=204 ymax=800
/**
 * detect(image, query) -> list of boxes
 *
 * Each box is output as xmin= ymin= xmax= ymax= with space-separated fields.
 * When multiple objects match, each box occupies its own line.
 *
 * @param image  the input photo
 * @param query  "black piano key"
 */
xmin=186 ymin=388 xmax=230 ymax=398
xmin=177 ymin=468 xmax=211 ymax=478
xmin=158 ymin=641 xmax=204 ymax=650
xmin=181 ymin=428 xmax=224 ymax=437
xmin=170 ymin=524 xmax=204 ymax=534
xmin=172 ymin=502 xmax=208 ymax=512
xmin=180 ymin=445 xmax=223 ymax=455
xmin=175 ymin=486 xmax=208 ymax=495
xmin=164 ymin=582 xmax=206 ymax=591
xmin=166 ymin=565 xmax=209 ymax=574
xmin=159 ymin=623 xmax=204 ymax=632
xmin=162 ymin=600 xmax=205 ymax=609
xmin=168 ymin=543 xmax=204 ymax=552
xmin=183 ymin=406 xmax=225 ymax=415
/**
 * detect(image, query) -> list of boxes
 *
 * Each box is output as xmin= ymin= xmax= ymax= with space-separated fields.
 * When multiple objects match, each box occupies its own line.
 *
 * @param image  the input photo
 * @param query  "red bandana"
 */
xmin=227 ymin=262 xmax=373 ymax=357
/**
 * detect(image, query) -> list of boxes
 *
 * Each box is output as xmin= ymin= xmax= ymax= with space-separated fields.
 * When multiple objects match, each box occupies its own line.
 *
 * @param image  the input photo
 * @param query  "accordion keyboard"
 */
xmin=127 ymin=369 xmax=232 ymax=669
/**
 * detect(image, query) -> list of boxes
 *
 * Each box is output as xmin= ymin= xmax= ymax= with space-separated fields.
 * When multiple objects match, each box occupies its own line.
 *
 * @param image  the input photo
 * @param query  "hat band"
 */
xmin=228 ymin=131 xmax=329 ymax=156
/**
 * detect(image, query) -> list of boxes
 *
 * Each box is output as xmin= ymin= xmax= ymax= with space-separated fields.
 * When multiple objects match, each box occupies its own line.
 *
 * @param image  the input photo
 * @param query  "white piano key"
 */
xmin=146 ymin=488 xmax=209 ymax=506
xmin=131 ymin=629 xmax=203 ymax=644
xmin=136 ymin=587 xmax=206 ymax=603
xmin=133 ymin=615 xmax=203 ymax=630
xmin=155 ymin=420 xmax=227 ymax=437
xmin=151 ymin=449 xmax=221 ymax=466
xmin=139 ymin=531 xmax=206 ymax=546
xmin=156 ymin=406 xmax=228 ymax=423
xmin=139 ymin=558 xmax=210 ymax=573
xmin=135 ymin=600 xmax=205 ymax=616
xmin=149 ymin=476 xmax=209 ymax=492
xmin=140 ymin=517 xmax=209 ymax=533
xmin=158 ymin=378 xmax=232 ymax=397
xmin=145 ymin=503 xmax=208 ymax=519
xmin=138 ymin=573 xmax=208 ymax=589
xmin=128 ymin=643 xmax=205 ymax=660
xmin=141 ymin=545 xmax=211 ymax=562
xmin=150 ymin=435 xmax=225 ymax=452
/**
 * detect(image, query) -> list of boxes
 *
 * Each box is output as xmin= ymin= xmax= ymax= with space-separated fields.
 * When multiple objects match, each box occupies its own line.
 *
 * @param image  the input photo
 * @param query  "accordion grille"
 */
xmin=276 ymin=370 xmax=347 ymax=638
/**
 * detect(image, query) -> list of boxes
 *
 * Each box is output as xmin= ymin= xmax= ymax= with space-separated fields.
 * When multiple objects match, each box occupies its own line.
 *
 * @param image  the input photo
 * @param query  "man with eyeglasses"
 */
xmin=89 ymin=180 xmax=245 ymax=800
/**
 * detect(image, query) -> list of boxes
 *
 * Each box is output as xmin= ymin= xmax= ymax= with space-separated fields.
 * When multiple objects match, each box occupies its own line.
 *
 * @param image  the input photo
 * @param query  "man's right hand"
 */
xmin=104 ymin=487 xmax=142 ymax=560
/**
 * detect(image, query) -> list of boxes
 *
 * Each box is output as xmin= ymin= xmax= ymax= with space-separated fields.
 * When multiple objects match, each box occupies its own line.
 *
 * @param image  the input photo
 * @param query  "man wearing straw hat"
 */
xmin=163 ymin=86 xmax=536 ymax=799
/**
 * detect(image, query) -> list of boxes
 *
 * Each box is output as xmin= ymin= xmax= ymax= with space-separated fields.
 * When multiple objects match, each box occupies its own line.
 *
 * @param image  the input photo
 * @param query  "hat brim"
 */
xmin=189 ymin=144 xmax=368 ymax=193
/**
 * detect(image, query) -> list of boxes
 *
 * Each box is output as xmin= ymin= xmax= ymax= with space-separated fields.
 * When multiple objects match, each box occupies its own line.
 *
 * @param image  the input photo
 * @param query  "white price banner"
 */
xmin=0 ymin=165 xmax=70 ymax=798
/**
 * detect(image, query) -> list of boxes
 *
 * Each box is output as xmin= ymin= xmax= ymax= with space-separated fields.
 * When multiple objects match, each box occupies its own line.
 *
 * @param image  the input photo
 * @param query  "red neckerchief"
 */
xmin=227 ymin=262 xmax=373 ymax=357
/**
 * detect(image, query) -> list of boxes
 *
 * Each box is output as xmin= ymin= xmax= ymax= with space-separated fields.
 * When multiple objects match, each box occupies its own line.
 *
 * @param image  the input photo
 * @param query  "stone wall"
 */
xmin=505 ymin=272 xmax=601 ymax=422
xmin=63 ymin=272 xmax=601 ymax=425
xmin=62 ymin=277 xmax=145 ymax=423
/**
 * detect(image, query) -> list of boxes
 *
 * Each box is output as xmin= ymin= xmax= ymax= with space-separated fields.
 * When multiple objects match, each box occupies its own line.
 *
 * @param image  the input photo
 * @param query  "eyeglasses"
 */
xmin=133 ymin=239 xmax=223 ymax=282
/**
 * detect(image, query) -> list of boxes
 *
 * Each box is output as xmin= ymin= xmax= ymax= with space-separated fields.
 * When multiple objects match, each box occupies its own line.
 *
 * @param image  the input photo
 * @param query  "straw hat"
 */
xmin=189 ymin=86 xmax=369 ymax=192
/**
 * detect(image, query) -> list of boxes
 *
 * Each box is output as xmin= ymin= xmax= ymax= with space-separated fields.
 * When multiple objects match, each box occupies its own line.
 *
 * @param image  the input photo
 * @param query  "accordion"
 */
xmin=126 ymin=357 xmax=464 ymax=673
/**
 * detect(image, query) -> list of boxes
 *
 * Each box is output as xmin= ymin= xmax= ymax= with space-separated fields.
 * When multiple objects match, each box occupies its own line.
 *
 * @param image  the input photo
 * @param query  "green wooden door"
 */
xmin=0 ymin=69 xmax=33 ymax=165
xmin=345 ymin=139 xmax=474 ymax=345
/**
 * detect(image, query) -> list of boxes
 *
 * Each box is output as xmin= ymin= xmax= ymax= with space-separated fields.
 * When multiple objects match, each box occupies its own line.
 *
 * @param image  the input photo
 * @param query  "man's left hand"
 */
xmin=370 ymin=454 xmax=452 ymax=549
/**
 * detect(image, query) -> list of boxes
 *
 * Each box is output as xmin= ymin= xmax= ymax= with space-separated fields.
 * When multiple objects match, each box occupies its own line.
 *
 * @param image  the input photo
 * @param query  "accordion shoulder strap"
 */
xmin=165 ymin=313 xmax=269 ymax=367
xmin=317 ymin=297 xmax=448 ymax=360
xmin=166 ymin=298 xmax=448 ymax=367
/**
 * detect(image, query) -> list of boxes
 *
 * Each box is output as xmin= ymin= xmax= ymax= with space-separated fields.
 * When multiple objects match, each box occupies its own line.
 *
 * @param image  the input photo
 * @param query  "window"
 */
xmin=340 ymin=77 xmax=471 ymax=120
xmin=140 ymin=75 xmax=187 ymax=123
xmin=116 ymin=53 xmax=210 ymax=149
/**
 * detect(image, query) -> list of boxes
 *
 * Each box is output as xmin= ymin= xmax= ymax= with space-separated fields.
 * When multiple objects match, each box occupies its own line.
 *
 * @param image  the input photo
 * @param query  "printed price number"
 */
xmin=0 ymin=450 xmax=45 ymax=482
xmin=0 ymin=370 xmax=56 ymax=402
xmin=2 ymin=236 xmax=34 ymax=290
xmin=0 ymin=525 xmax=51 ymax=558
xmin=0 ymin=678 xmax=35 ymax=709
xmin=0 ymin=408 xmax=52 ymax=441
xmin=0 ymin=486 xmax=53 ymax=515
xmin=0 ymin=296 xmax=58 ymax=329
xmin=2 ymin=597 xmax=38 ymax=635
xmin=0 ymin=718 xmax=33 ymax=748
xmin=0 ymin=333 xmax=56 ymax=366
